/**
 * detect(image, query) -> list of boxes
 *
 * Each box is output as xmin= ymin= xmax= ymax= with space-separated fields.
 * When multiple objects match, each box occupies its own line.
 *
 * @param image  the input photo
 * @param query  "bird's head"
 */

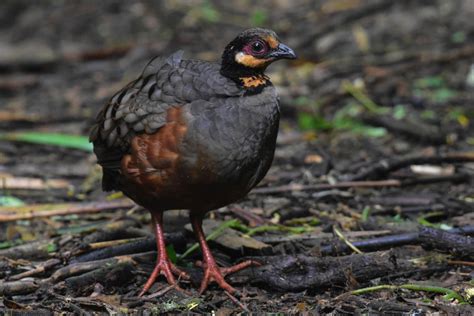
xmin=221 ymin=28 xmax=296 ymax=82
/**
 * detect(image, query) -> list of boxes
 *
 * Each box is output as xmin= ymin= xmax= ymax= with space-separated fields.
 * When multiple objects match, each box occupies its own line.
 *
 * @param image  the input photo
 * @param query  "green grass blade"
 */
xmin=0 ymin=132 xmax=93 ymax=152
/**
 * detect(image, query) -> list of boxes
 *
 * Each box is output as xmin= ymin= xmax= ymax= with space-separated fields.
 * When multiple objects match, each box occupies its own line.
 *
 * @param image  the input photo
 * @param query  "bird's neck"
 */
xmin=238 ymin=74 xmax=270 ymax=89
xmin=220 ymin=63 xmax=271 ymax=92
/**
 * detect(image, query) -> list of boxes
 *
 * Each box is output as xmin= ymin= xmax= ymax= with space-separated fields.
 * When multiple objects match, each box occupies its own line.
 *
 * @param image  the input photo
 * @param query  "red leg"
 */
xmin=190 ymin=213 xmax=260 ymax=294
xmin=139 ymin=212 xmax=189 ymax=296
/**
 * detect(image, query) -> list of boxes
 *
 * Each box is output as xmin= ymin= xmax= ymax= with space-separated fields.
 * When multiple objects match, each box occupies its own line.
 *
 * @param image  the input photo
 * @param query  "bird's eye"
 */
xmin=251 ymin=40 xmax=266 ymax=54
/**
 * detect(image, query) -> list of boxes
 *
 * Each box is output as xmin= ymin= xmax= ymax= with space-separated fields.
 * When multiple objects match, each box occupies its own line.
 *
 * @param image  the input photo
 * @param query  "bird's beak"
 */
xmin=268 ymin=43 xmax=297 ymax=60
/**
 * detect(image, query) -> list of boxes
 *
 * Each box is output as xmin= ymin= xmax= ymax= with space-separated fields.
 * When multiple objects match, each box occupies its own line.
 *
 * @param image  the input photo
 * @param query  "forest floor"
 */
xmin=0 ymin=1 xmax=473 ymax=314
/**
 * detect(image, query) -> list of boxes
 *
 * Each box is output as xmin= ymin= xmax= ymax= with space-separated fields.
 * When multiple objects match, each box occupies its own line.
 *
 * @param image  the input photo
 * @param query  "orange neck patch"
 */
xmin=239 ymin=75 xmax=270 ymax=89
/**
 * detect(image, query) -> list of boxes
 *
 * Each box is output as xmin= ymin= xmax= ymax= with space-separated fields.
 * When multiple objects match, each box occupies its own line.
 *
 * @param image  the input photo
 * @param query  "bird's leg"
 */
xmin=190 ymin=213 xmax=260 ymax=294
xmin=139 ymin=211 xmax=189 ymax=296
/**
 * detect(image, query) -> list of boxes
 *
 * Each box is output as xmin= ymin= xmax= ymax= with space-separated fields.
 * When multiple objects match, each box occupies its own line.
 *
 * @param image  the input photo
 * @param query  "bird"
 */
xmin=89 ymin=28 xmax=296 ymax=295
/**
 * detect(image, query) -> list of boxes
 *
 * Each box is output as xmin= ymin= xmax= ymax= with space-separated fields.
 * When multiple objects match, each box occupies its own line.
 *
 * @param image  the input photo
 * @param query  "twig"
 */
xmin=252 ymin=251 xmax=404 ymax=291
xmin=230 ymin=206 xmax=268 ymax=227
xmin=372 ymin=204 xmax=445 ymax=216
xmin=0 ymin=239 xmax=57 ymax=260
xmin=63 ymin=43 xmax=133 ymax=62
xmin=64 ymin=258 xmax=136 ymax=290
xmin=0 ymin=200 xmax=135 ymax=222
xmin=418 ymin=226 xmax=474 ymax=259
xmin=9 ymin=258 xmax=61 ymax=281
xmin=0 ymin=175 xmax=71 ymax=190
xmin=48 ymin=253 xmax=152 ymax=284
xmin=346 ymin=152 xmax=474 ymax=181
xmin=72 ymin=232 xmax=186 ymax=263
xmin=447 ymin=260 xmax=474 ymax=267
xmin=351 ymin=283 xmax=466 ymax=303
xmin=320 ymin=225 xmax=474 ymax=256
xmin=256 ymin=230 xmax=392 ymax=244
xmin=0 ymin=280 xmax=39 ymax=295
xmin=48 ymin=257 xmax=120 ymax=283
xmin=251 ymin=173 xmax=468 ymax=195
xmin=0 ymin=75 xmax=38 ymax=93
xmin=88 ymin=237 xmax=147 ymax=250
xmin=224 ymin=291 xmax=250 ymax=313
xmin=333 ymin=227 xmax=363 ymax=254
xmin=362 ymin=114 xmax=445 ymax=144
xmin=145 ymin=283 xmax=177 ymax=299
xmin=251 ymin=179 xmax=401 ymax=195
xmin=342 ymin=80 xmax=387 ymax=114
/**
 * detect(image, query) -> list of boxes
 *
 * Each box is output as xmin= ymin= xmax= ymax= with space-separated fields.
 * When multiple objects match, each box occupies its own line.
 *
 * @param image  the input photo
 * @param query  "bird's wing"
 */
xmin=89 ymin=51 xmax=240 ymax=190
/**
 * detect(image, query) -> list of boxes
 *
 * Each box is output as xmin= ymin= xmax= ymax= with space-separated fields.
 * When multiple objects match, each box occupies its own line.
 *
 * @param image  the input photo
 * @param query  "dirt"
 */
xmin=0 ymin=0 xmax=473 ymax=314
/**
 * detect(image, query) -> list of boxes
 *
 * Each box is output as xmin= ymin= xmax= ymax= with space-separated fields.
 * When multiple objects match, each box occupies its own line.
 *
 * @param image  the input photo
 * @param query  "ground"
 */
xmin=0 ymin=0 xmax=473 ymax=314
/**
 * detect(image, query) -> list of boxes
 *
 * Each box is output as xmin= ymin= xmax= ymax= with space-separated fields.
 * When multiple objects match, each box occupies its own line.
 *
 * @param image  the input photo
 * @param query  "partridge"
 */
xmin=90 ymin=28 xmax=296 ymax=295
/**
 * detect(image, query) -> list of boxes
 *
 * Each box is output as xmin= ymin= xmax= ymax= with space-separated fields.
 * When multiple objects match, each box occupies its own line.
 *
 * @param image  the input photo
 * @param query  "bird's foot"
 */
xmin=196 ymin=260 xmax=261 ymax=294
xmin=139 ymin=259 xmax=190 ymax=297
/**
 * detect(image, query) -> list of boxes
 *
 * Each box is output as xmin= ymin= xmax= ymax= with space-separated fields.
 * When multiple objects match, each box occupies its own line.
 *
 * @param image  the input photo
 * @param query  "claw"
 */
xmin=139 ymin=212 xmax=190 ymax=297
xmin=191 ymin=212 xmax=261 ymax=294
xmin=198 ymin=260 xmax=260 ymax=294
xmin=139 ymin=259 xmax=190 ymax=297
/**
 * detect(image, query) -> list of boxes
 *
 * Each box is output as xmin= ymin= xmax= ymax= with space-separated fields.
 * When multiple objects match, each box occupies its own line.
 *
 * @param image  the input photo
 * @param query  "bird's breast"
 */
xmin=180 ymin=87 xmax=279 ymax=188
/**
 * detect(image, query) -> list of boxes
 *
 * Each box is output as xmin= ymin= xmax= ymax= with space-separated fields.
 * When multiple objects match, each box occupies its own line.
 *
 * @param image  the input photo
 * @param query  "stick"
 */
xmin=225 ymin=291 xmax=250 ymax=313
xmin=350 ymin=283 xmax=466 ymax=303
xmin=251 ymin=173 xmax=468 ymax=195
xmin=418 ymin=227 xmax=474 ymax=259
xmin=333 ymin=227 xmax=363 ymax=254
xmin=448 ymin=260 xmax=474 ymax=267
xmin=361 ymin=114 xmax=445 ymax=144
xmin=0 ymin=239 xmax=57 ymax=260
xmin=320 ymin=225 xmax=474 ymax=256
xmin=251 ymin=179 xmax=401 ymax=195
xmin=0 ymin=280 xmax=39 ymax=296
xmin=72 ymin=232 xmax=187 ymax=263
xmin=88 ymin=237 xmax=147 ymax=250
xmin=64 ymin=258 xmax=136 ymax=290
xmin=230 ymin=206 xmax=268 ymax=227
xmin=0 ymin=176 xmax=70 ymax=190
xmin=9 ymin=258 xmax=61 ymax=281
xmin=251 ymin=251 xmax=404 ymax=291
xmin=346 ymin=152 xmax=474 ymax=181
xmin=0 ymin=200 xmax=135 ymax=222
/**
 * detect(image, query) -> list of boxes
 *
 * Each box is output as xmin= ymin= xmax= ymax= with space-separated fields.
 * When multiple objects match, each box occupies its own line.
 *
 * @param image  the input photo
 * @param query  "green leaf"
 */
xmin=45 ymin=243 xmax=57 ymax=253
xmin=433 ymin=88 xmax=456 ymax=103
xmin=342 ymin=81 xmax=389 ymax=114
xmin=361 ymin=206 xmax=371 ymax=222
xmin=451 ymin=31 xmax=466 ymax=43
xmin=166 ymin=244 xmax=177 ymax=264
xmin=200 ymin=0 xmax=220 ymax=22
xmin=294 ymin=96 xmax=311 ymax=106
xmin=297 ymin=113 xmax=332 ymax=131
xmin=0 ymin=239 xmax=24 ymax=249
xmin=421 ymin=110 xmax=436 ymax=119
xmin=251 ymin=9 xmax=267 ymax=26
xmin=354 ymin=125 xmax=387 ymax=137
xmin=393 ymin=104 xmax=407 ymax=120
xmin=0 ymin=132 xmax=93 ymax=152
xmin=334 ymin=117 xmax=387 ymax=137
xmin=415 ymin=76 xmax=444 ymax=89
xmin=0 ymin=196 xmax=25 ymax=207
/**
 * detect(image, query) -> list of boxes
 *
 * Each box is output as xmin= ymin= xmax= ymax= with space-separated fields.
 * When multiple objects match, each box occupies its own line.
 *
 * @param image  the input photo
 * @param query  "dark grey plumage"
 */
xmin=90 ymin=50 xmax=279 ymax=194
xmin=89 ymin=28 xmax=296 ymax=295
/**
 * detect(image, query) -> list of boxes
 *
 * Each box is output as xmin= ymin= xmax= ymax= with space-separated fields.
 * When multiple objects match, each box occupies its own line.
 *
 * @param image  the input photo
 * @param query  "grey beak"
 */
xmin=268 ymin=43 xmax=297 ymax=59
